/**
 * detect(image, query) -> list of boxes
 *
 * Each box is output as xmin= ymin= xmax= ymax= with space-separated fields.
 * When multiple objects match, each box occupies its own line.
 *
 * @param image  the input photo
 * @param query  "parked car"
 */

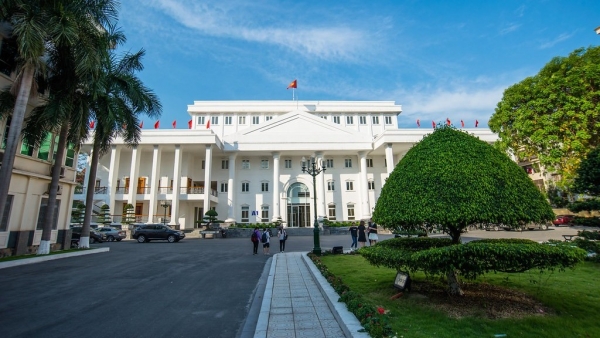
xmin=95 ymin=226 xmax=126 ymax=241
xmin=71 ymin=226 xmax=107 ymax=247
xmin=553 ymin=215 xmax=575 ymax=226
xmin=132 ymin=224 xmax=185 ymax=243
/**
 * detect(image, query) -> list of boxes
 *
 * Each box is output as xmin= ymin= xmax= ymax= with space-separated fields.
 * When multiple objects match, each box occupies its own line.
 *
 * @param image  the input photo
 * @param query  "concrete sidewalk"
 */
xmin=253 ymin=252 xmax=368 ymax=338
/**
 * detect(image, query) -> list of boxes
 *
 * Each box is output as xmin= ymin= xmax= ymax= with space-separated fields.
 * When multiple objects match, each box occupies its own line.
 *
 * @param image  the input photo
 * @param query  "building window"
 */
xmin=37 ymin=133 xmax=53 ymax=161
xmin=284 ymin=159 xmax=292 ymax=169
xmin=36 ymin=198 xmax=60 ymax=230
xmin=359 ymin=116 xmax=367 ymax=125
xmin=345 ymin=158 xmax=352 ymax=168
xmin=220 ymin=182 xmax=228 ymax=193
xmin=261 ymin=182 xmax=269 ymax=192
xmin=211 ymin=116 xmax=219 ymax=125
xmin=366 ymin=158 xmax=373 ymax=167
xmin=321 ymin=115 xmax=327 ymax=120
xmin=346 ymin=116 xmax=354 ymax=125
xmin=20 ymin=139 xmax=34 ymax=157
xmin=242 ymin=159 xmax=250 ymax=169
xmin=385 ymin=116 xmax=393 ymax=125
xmin=239 ymin=116 xmax=246 ymax=124
xmin=225 ymin=116 xmax=232 ymax=125
xmin=326 ymin=159 xmax=334 ymax=168
xmin=346 ymin=181 xmax=354 ymax=191
xmin=347 ymin=204 xmax=355 ymax=220
xmin=241 ymin=206 xmax=249 ymax=223
xmin=327 ymin=181 xmax=335 ymax=191
xmin=242 ymin=182 xmax=250 ymax=192
xmin=261 ymin=206 xmax=269 ymax=222
xmin=372 ymin=116 xmax=379 ymax=124
xmin=265 ymin=116 xmax=273 ymax=121
xmin=197 ymin=116 xmax=205 ymax=125
xmin=328 ymin=204 xmax=336 ymax=220
xmin=0 ymin=195 xmax=13 ymax=231
xmin=261 ymin=159 xmax=269 ymax=169
xmin=65 ymin=143 xmax=75 ymax=167
xmin=252 ymin=116 xmax=259 ymax=124
xmin=368 ymin=181 xmax=375 ymax=190
xmin=333 ymin=116 xmax=340 ymax=124
xmin=202 ymin=160 xmax=205 ymax=169
xmin=221 ymin=160 xmax=229 ymax=169
xmin=384 ymin=158 xmax=387 ymax=167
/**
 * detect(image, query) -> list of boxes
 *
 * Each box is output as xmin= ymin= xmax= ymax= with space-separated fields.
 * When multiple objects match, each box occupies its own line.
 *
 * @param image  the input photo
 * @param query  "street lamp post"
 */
xmin=301 ymin=156 xmax=326 ymax=255
xmin=160 ymin=200 xmax=171 ymax=225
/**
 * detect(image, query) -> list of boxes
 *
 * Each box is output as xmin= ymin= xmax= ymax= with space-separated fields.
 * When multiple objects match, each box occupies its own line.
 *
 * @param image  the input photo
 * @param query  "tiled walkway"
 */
xmin=254 ymin=252 xmax=366 ymax=338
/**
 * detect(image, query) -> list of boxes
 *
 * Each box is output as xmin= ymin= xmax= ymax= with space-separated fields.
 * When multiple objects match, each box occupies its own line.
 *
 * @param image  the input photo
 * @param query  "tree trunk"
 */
xmin=447 ymin=270 xmax=464 ymax=296
xmin=0 ymin=65 xmax=34 ymax=226
xmin=81 ymin=139 xmax=100 ymax=248
xmin=448 ymin=226 xmax=461 ymax=244
xmin=37 ymin=122 xmax=69 ymax=254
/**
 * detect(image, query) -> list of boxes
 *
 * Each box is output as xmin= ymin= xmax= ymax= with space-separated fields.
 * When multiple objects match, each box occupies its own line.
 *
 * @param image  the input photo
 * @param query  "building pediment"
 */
xmin=222 ymin=110 xmax=373 ymax=152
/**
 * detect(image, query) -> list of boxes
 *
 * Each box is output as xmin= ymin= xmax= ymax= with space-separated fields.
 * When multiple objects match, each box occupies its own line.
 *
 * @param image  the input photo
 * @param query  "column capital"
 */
xmin=272 ymin=151 xmax=281 ymax=159
xmin=358 ymin=151 xmax=368 ymax=158
xmin=228 ymin=152 xmax=238 ymax=160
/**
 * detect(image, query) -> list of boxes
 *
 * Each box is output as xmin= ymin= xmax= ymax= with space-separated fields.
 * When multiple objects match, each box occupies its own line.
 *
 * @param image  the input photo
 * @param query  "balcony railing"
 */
xmin=115 ymin=187 xmax=129 ymax=194
xmin=136 ymin=186 xmax=152 ymax=194
xmin=181 ymin=187 xmax=204 ymax=194
xmin=95 ymin=186 xmax=108 ymax=194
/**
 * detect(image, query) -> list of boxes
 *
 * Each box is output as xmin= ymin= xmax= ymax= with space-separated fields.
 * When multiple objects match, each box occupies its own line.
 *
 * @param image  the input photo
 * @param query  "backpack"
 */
xmin=261 ymin=232 xmax=268 ymax=243
xmin=251 ymin=232 xmax=258 ymax=243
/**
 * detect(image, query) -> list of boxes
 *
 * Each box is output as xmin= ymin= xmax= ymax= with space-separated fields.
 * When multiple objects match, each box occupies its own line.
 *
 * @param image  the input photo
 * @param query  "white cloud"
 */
xmin=500 ymin=23 xmax=521 ymax=35
xmin=540 ymin=33 xmax=573 ymax=49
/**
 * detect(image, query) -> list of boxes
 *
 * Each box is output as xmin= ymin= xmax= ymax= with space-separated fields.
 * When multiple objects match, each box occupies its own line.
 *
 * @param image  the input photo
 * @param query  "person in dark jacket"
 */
xmin=251 ymin=227 xmax=261 ymax=255
xmin=357 ymin=220 xmax=367 ymax=248
xmin=349 ymin=224 xmax=358 ymax=250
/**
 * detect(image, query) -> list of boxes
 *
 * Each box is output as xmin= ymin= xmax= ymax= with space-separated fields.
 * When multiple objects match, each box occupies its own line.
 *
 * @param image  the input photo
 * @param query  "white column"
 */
xmin=107 ymin=145 xmax=121 ymax=215
xmin=148 ymin=145 xmax=161 ymax=223
xmin=359 ymin=151 xmax=370 ymax=219
xmin=385 ymin=143 xmax=394 ymax=175
xmin=315 ymin=152 xmax=326 ymax=218
xmin=226 ymin=152 xmax=237 ymax=222
xmin=170 ymin=145 xmax=182 ymax=227
xmin=271 ymin=152 xmax=281 ymax=221
xmin=203 ymin=145 xmax=213 ymax=216
xmin=128 ymin=146 xmax=141 ymax=206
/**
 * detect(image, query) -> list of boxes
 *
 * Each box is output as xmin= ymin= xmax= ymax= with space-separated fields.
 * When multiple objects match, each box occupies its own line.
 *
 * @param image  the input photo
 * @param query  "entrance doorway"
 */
xmin=286 ymin=183 xmax=311 ymax=227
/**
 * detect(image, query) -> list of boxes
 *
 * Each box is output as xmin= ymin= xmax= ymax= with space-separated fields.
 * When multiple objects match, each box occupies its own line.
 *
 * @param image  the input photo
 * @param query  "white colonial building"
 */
xmin=76 ymin=100 xmax=497 ymax=230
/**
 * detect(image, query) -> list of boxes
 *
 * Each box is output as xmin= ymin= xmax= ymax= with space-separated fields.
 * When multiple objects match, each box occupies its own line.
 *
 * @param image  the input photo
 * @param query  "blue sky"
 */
xmin=117 ymin=0 xmax=600 ymax=128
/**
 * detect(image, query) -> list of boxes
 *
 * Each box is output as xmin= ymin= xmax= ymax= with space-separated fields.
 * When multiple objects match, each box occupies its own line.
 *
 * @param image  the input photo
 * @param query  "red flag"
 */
xmin=416 ymin=119 xmax=420 ymax=127
xmin=154 ymin=121 xmax=159 ymax=129
xmin=206 ymin=119 xmax=210 ymax=129
xmin=89 ymin=121 xmax=95 ymax=128
xmin=287 ymin=79 xmax=297 ymax=89
xmin=460 ymin=120 xmax=464 ymax=128
xmin=475 ymin=120 xmax=479 ymax=127
xmin=172 ymin=120 xmax=176 ymax=128
xmin=188 ymin=119 xmax=192 ymax=129
xmin=139 ymin=121 xmax=144 ymax=128
xmin=446 ymin=118 xmax=451 ymax=126
xmin=432 ymin=121 xmax=436 ymax=129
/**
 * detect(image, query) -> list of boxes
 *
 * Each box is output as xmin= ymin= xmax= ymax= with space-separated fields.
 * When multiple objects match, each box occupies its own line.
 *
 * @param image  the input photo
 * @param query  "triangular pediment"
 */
xmin=222 ymin=110 xmax=373 ymax=151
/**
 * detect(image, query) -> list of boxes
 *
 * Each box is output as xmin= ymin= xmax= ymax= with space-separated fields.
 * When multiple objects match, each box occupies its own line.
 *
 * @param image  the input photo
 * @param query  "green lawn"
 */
xmin=321 ymin=254 xmax=600 ymax=338
xmin=0 ymin=248 xmax=86 ymax=263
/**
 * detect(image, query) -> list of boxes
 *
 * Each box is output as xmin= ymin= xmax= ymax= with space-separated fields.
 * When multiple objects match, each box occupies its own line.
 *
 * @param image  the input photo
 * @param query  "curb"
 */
xmin=254 ymin=254 xmax=277 ymax=337
xmin=0 ymin=247 xmax=110 ymax=269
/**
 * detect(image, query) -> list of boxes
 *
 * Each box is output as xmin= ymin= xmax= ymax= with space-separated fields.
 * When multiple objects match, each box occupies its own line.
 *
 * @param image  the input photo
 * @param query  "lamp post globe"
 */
xmin=301 ymin=156 xmax=326 ymax=255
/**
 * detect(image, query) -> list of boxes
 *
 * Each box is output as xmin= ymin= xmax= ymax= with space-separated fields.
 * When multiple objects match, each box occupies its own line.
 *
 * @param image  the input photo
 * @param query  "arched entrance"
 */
xmin=286 ymin=182 xmax=311 ymax=227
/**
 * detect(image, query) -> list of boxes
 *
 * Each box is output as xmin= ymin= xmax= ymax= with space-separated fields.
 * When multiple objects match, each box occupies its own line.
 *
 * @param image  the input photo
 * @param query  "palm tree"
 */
xmin=79 ymin=49 xmax=161 ymax=248
xmin=0 ymin=0 xmax=118 ymax=239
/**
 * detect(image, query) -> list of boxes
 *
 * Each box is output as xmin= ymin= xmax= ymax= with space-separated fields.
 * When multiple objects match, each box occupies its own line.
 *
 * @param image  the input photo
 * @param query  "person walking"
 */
xmin=349 ymin=224 xmax=358 ymax=250
xmin=277 ymin=226 xmax=287 ymax=253
xmin=368 ymin=221 xmax=379 ymax=245
xmin=357 ymin=220 xmax=367 ymax=248
xmin=251 ymin=227 xmax=261 ymax=255
xmin=261 ymin=228 xmax=271 ymax=255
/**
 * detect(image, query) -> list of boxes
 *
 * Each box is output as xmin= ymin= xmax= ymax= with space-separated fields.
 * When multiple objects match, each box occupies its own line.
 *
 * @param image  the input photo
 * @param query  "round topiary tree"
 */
xmin=370 ymin=125 xmax=579 ymax=296
xmin=373 ymin=125 xmax=555 ymax=243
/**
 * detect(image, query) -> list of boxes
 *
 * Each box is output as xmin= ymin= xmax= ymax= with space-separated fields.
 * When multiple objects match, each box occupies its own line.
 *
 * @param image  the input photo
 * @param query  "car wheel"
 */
xmin=493 ymin=225 xmax=499 ymax=231
xmin=167 ymin=235 xmax=176 ymax=243
xmin=137 ymin=235 xmax=146 ymax=243
xmin=107 ymin=235 xmax=114 ymax=242
xmin=116 ymin=239 xmax=122 ymax=242
xmin=90 ymin=237 xmax=96 ymax=244
xmin=540 ymin=224 xmax=548 ymax=230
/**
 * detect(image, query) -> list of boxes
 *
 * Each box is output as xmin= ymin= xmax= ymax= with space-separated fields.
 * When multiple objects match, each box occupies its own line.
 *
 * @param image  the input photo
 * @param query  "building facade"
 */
xmin=76 ymin=100 xmax=498 ymax=230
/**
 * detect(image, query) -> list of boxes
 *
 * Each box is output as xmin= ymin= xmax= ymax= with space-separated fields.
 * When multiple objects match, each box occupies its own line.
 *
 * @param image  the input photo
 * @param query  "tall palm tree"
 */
xmin=0 ymin=0 xmax=118 ymax=236
xmin=78 ymin=49 xmax=161 ymax=248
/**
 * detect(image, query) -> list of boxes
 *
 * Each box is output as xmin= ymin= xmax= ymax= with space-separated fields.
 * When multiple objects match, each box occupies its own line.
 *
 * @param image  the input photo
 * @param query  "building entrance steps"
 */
xmin=253 ymin=252 xmax=368 ymax=338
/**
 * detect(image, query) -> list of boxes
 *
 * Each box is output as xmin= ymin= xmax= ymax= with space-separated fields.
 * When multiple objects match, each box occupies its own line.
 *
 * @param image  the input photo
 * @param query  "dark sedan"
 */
xmin=71 ymin=226 xmax=107 ymax=247
xmin=132 ymin=224 xmax=185 ymax=243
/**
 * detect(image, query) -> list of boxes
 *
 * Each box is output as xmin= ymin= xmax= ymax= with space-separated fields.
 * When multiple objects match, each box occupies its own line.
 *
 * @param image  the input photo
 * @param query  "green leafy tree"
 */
xmin=97 ymin=204 xmax=111 ymax=226
xmin=489 ymin=46 xmax=600 ymax=186
xmin=203 ymin=210 xmax=219 ymax=229
xmin=371 ymin=125 xmax=556 ymax=295
xmin=569 ymin=147 xmax=600 ymax=214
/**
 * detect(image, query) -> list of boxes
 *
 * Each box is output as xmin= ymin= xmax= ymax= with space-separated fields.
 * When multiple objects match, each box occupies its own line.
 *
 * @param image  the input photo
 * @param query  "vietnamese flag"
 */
xmin=287 ymin=79 xmax=297 ymax=89
xmin=89 ymin=120 xmax=95 ymax=128
xmin=460 ymin=120 xmax=464 ymax=128
xmin=154 ymin=121 xmax=159 ymax=129
xmin=206 ymin=119 xmax=210 ymax=129
xmin=475 ymin=120 xmax=479 ymax=128
xmin=446 ymin=118 xmax=451 ymax=126
xmin=416 ymin=119 xmax=420 ymax=127
xmin=431 ymin=121 xmax=436 ymax=129
xmin=188 ymin=119 xmax=192 ymax=129
xmin=172 ymin=120 xmax=176 ymax=128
